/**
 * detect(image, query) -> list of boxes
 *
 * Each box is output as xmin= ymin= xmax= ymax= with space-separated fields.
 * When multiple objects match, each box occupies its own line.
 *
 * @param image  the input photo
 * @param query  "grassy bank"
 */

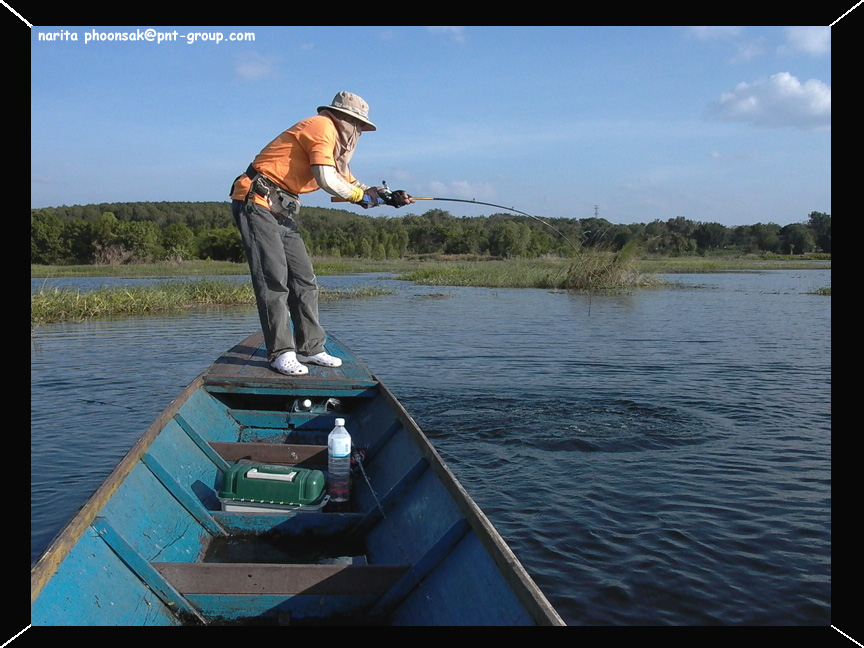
xmin=31 ymin=252 xmax=830 ymax=280
xmin=634 ymin=254 xmax=831 ymax=273
xmin=31 ymin=279 xmax=394 ymax=325
xmin=30 ymin=258 xmax=415 ymax=278
xmin=31 ymin=253 xmax=830 ymax=324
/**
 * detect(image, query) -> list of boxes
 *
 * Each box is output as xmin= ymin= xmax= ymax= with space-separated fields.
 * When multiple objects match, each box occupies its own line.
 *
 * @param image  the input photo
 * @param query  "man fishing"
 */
xmin=230 ymin=91 xmax=414 ymax=376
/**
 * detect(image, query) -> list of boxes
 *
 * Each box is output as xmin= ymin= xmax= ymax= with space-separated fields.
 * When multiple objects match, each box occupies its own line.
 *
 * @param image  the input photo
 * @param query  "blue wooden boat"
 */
xmin=31 ymin=332 xmax=565 ymax=626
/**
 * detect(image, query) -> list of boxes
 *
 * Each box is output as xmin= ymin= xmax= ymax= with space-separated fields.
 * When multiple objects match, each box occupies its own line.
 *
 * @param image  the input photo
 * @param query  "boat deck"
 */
xmin=204 ymin=332 xmax=379 ymax=394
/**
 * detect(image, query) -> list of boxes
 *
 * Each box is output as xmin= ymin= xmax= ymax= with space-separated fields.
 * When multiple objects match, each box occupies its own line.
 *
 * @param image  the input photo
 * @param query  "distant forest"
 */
xmin=31 ymin=201 xmax=831 ymax=265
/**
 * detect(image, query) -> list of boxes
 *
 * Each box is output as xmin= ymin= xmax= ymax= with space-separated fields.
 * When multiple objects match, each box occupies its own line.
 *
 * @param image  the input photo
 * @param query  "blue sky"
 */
xmin=31 ymin=25 xmax=832 ymax=226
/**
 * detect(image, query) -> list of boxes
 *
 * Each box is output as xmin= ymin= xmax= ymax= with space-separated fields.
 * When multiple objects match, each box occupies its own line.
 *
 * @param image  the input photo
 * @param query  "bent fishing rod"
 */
xmin=332 ymin=188 xmax=582 ymax=255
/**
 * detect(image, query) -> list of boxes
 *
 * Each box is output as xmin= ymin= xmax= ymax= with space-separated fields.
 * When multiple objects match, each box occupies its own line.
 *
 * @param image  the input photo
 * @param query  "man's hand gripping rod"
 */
xmin=336 ymin=182 xmax=413 ymax=208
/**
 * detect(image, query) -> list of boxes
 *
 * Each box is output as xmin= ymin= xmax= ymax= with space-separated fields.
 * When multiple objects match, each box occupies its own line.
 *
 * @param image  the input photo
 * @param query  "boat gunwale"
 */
xmin=371 ymin=377 xmax=565 ymax=626
xmin=31 ymin=371 xmax=207 ymax=602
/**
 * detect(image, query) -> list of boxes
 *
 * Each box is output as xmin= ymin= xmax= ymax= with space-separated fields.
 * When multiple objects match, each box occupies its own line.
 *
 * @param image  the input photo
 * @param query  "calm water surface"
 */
xmin=31 ymin=270 xmax=832 ymax=626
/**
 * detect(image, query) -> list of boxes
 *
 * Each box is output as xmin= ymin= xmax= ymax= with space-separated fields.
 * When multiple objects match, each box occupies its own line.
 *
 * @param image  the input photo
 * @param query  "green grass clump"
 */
xmin=398 ymin=247 xmax=660 ymax=291
xmin=558 ymin=243 xmax=660 ymax=291
xmin=398 ymin=259 xmax=564 ymax=288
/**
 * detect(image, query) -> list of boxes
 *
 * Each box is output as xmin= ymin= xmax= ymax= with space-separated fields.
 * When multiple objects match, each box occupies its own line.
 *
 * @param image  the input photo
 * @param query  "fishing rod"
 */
xmin=332 ymin=187 xmax=582 ymax=255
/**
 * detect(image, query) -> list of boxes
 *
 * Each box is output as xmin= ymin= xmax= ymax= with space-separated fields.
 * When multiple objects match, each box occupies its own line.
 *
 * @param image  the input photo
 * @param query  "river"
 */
xmin=31 ymin=269 xmax=832 ymax=626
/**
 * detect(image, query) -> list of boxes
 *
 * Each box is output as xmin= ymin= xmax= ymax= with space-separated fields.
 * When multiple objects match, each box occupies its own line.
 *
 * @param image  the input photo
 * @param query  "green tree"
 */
xmin=443 ymin=222 xmax=485 ymax=254
xmin=197 ymin=226 xmax=244 ymax=262
xmin=693 ymin=222 xmax=730 ymax=252
xmin=379 ymin=219 xmax=410 ymax=257
xmin=162 ymin=222 xmax=196 ymax=260
xmin=489 ymin=221 xmax=530 ymax=258
xmin=729 ymin=225 xmax=755 ymax=252
xmin=579 ymin=217 xmax=615 ymax=247
xmin=93 ymin=211 xmax=119 ymax=248
xmin=666 ymin=216 xmax=695 ymax=236
xmin=31 ymin=210 xmax=65 ymax=264
xmin=112 ymin=220 xmax=162 ymax=261
xmin=527 ymin=228 xmax=556 ymax=256
xmin=322 ymin=228 xmax=352 ymax=258
xmin=780 ymin=223 xmax=816 ymax=255
xmin=359 ymin=238 xmax=373 ymax=258
xmin=807 ymin=211 xmax=831 ymax=253
xmin=62 ymin=220 xmax=99 ymax=263
xmin=608 ymin=224 xmax=637 ymax=251
xmin=751 ymin=223 xmax=781 ymax=253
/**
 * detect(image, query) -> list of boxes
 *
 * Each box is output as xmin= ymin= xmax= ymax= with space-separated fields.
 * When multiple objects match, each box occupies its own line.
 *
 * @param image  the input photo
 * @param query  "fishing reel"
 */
xmin=377 ymin=182 xmax=411 ymax=208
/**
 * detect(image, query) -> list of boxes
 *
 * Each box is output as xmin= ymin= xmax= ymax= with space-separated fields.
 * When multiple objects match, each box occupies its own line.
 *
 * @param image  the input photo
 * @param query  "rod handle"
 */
xmin=330 ymin=196 xmax=433 ymax=202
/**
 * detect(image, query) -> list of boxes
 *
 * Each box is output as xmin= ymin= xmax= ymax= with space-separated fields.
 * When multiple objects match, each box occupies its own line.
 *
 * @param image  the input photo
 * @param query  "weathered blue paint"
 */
xmin=31 ymin=332 xmax=565 ymax=626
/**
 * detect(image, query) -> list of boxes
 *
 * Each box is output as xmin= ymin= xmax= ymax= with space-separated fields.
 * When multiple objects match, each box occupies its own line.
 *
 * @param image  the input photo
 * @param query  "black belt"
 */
xmin=246 ymin=165 xmax=298 ymax=196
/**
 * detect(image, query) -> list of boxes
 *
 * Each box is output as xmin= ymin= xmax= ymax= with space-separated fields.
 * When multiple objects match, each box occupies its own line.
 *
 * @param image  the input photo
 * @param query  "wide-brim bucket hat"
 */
xmin=318 ymin=91 xmax=377 ymax=131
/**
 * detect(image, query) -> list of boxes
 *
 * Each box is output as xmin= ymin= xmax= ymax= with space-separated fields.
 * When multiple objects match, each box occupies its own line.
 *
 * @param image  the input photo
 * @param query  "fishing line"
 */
xmin=414 ymin=197 xmax=605 ymax=317
xmin=410 ymin=197 xmax=583 ymax=256
xmin=334 ymin=192 xmax=583 ymax=255
xmin=334 ymin=191 xmax=615 ymax=316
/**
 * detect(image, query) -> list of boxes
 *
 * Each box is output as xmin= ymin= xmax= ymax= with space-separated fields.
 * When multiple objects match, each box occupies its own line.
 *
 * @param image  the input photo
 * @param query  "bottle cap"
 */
xmin=335 ymin=418 xmax=345 ymax=427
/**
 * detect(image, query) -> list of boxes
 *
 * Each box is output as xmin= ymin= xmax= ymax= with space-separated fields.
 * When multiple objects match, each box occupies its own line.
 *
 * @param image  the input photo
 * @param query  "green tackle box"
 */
xmin=218 ymin=462 xmax=328 ymax=512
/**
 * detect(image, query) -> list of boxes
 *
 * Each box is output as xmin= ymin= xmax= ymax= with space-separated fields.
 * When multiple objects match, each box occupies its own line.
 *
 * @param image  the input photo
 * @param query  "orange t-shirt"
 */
xmin=230 ymin=114 xmax=357 ymax=203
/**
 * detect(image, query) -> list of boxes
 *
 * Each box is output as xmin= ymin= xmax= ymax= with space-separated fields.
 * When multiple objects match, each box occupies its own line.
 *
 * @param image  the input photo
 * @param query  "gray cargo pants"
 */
xmin=232 ymin=199 xmax=326 ymax=362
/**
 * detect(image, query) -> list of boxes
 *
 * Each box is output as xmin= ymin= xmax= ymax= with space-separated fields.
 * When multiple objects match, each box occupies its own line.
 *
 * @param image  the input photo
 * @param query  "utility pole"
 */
xmin=594 ymin=205 xmax=599 ymax=218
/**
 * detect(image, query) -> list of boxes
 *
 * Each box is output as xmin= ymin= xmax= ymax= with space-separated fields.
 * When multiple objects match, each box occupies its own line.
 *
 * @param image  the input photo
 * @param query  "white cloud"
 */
xmin=710 ymin=72 xmax=830 ymax=130
xmin=687 ymin=27 xmax=764 ymax=65
xmin=427 ymin=26 xmax=466 ymax=43
xmin=688 ymin=26 xmax=831 ymax=64
xmin=234 ymin=52 xmax=280 ymax=81
xmin=781 ymin=26 xmax=831 ymax=56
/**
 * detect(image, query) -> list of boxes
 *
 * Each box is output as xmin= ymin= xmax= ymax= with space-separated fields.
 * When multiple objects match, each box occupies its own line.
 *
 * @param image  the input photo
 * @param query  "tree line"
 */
xmin=30 ymin=201 xmax=832 ymax=265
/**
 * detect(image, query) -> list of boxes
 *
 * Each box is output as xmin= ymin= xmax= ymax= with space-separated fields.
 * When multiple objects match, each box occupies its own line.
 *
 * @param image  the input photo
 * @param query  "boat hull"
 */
xmin=31 ymin=332 xmax=564 ymax=626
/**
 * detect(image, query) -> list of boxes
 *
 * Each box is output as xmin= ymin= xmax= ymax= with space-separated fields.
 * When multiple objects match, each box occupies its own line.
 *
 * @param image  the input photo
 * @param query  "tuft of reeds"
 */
xmin=556 ymin=242 xmax=660 ymax=292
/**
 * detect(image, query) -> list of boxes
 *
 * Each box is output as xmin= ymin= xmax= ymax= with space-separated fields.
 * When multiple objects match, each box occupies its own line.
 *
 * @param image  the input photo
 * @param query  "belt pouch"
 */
xmin=269 ymin=188 xmax=299 ymax=220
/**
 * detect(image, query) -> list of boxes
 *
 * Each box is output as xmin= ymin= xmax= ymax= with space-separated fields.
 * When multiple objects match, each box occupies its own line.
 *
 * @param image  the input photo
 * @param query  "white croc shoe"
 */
xmin=297 ymin=350 xmax=343 ymax=367
xmin=270 ymin=351 xmax=309 ymax=376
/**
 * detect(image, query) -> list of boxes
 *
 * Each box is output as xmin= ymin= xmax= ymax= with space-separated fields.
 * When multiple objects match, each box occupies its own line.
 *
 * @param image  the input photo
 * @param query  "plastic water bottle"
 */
xmin=327 ymin=418 xmax=351 ymax=502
